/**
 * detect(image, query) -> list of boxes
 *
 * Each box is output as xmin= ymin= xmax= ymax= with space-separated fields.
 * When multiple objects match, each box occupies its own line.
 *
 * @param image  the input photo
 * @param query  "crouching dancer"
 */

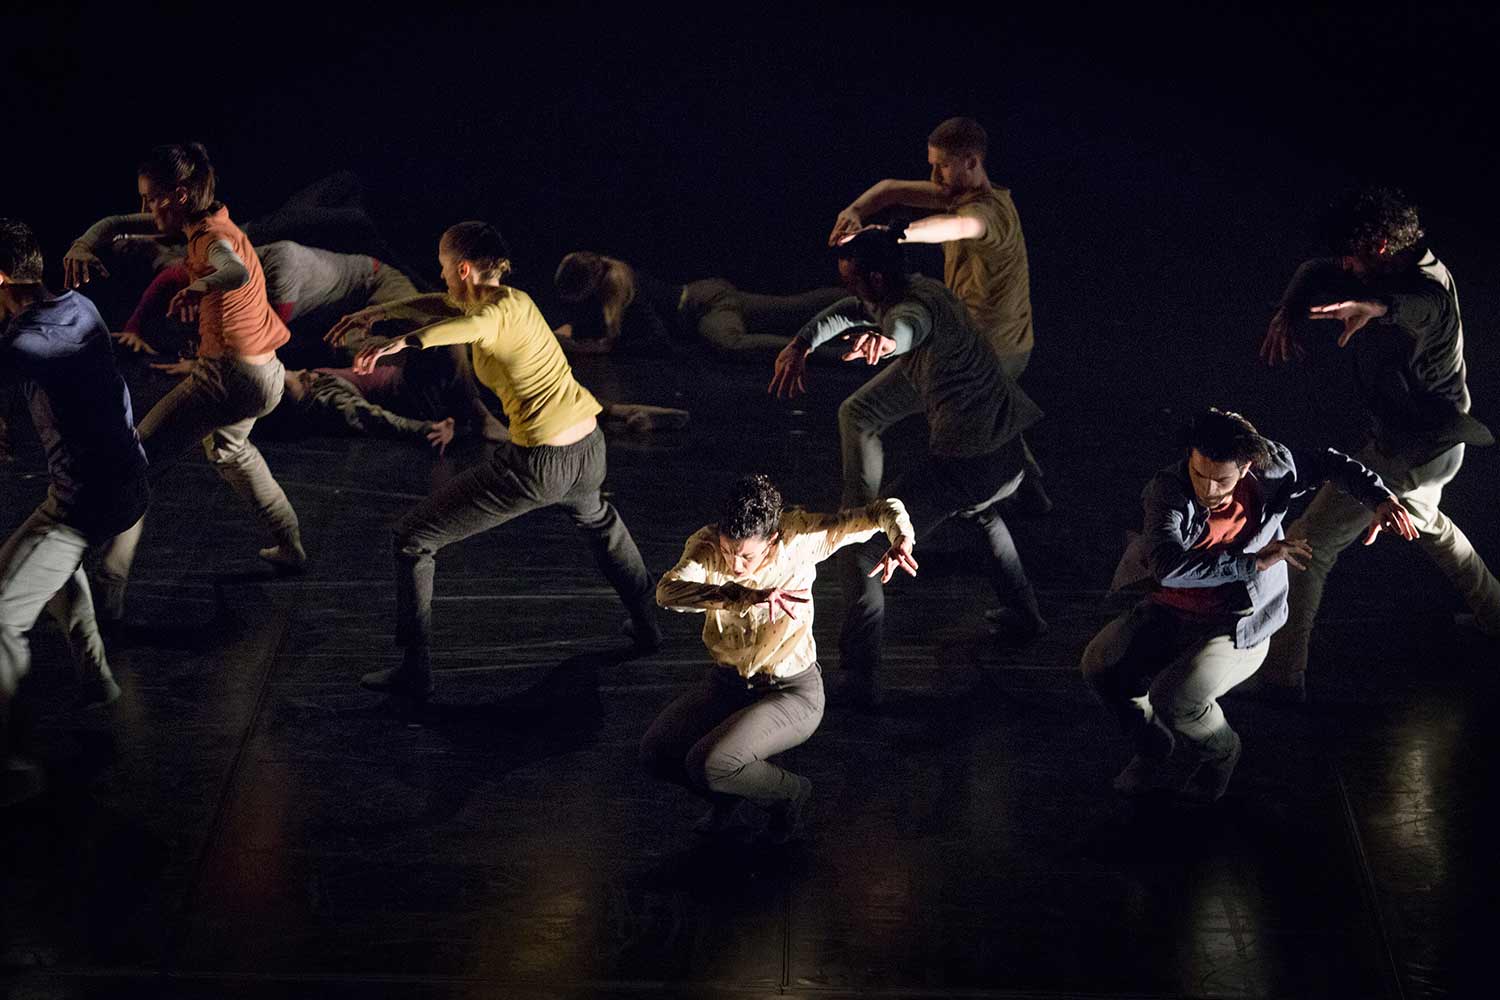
xmin=643 ymin=475 xmax=916 ymax=841
xmin=1083 ymin=409 xmax=1415 ymax=801
xmin=2 ymin=220 xmax=148 ymax=801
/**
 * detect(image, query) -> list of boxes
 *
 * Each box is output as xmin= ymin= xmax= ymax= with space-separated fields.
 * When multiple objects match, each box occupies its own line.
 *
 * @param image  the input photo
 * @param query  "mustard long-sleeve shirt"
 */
xmin=657 ymin=499 xmax=915 ymax=679
xmin=389 ymin=288 xmax=600 ymax=447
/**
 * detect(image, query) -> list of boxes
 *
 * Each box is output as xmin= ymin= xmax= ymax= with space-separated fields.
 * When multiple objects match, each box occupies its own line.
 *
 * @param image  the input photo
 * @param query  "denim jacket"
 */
xmin=1110 ymin=442 xmax=1390 ymax=648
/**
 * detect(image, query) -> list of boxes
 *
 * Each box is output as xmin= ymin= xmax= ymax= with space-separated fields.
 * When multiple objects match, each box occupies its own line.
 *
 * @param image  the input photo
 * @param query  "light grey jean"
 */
xmin=640 ymin=663 xmax=825 ymax=808
xmin=1081 ymin=603 xmax=1267 ymax=763
xmin=836 ymin=361 xmax=926 ymax=507
xmin=1 ymin=495 xmax=114 ymax=709
xmin=98 ymin=355 xmax=300 ymax=616
xmin=1265 ymin=442 xmax=1500 ymax=686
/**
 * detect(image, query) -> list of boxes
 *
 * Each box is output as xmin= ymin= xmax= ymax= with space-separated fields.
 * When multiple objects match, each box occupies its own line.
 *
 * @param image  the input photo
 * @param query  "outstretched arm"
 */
xmin=326 ymin=293 xmax=458 ymax=347
xmin=1261 ymin=258 xmax=1342 ymax=365
xmin=1290 ymin=448 xmax=1417 ymax=545
xmin=768 ymin=296 xmax=870 ymax=399
xmin=63 ymin=212 xmax=162 ymax=287
xmin=830 ymin=179 xmax=952 ymax=244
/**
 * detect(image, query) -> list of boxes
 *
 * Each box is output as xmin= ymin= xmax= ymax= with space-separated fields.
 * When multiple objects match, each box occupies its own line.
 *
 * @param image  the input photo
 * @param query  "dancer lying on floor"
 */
xmin=553 ymin=251 xmax=845 ymax=359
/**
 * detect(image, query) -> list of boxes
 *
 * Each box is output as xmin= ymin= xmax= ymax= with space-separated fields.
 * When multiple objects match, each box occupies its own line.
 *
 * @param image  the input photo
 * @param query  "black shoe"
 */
xmin=836 ymin=668 xmax=883 ymax=710
xmin=693 ymin=798 xmax=750 ymax=836
xmin=621 ymin=615 xmax=664 ymax=653
xmin=764 ymin=776 xmax=813 ymax=844
xmin=75 ymin=673 xmax=122 ymax=709
xmin=2 ymin=755 xmax=47 ymax=809
xmin=983 ymin=607 xmax=1048 ymax=646
xmin=1229 ymin=673 xmax=1306 ymax=705
xmin=360 ymin=665 xmax=434 ymax=700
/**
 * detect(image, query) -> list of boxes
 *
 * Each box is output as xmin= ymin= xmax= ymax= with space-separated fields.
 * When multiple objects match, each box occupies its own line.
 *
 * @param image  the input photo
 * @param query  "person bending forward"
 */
xmin=1083 ymin=409 xmax=1414 ymax=800
xmin=643 ymin=474 xmax=915 ymax=841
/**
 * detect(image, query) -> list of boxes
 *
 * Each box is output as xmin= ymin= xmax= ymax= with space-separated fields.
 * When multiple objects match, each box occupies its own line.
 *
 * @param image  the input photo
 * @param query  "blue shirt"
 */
xmin=3 ymin=291 xmax=148 ymax=533
xmin=1110 ymin=442 xmax=1390 ymax=648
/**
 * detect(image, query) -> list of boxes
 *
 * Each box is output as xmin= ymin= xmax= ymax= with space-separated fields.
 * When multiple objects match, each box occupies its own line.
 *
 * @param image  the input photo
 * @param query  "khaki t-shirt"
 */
xmin=943 ymin=186 xmax=1034 ymax=360
xmin=404 ymin=288 xmax=600 ymax=446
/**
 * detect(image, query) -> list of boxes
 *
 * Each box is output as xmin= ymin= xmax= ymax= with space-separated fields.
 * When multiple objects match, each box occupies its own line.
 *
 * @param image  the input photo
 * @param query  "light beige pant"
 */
xmin=1264 ymin=442 xmax=1500 ymax=685
xmin=97 ymin=356 xmax=299 ymax=618
xmin=1 ymin=496 xmax=112 ymax=708
xmin=1082 ymin=607 xmax=1267 ymax=761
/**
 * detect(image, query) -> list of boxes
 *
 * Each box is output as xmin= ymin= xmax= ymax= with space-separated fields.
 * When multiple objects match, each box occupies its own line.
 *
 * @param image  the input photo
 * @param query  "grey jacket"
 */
xmin=1110 ymin=441 xmax=1391 ymax=648
xmin=796 ymin=274 xmax=1042 ymax=458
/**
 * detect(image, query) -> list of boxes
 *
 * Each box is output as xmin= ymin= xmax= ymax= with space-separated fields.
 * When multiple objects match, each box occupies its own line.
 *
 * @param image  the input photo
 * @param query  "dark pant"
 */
xmin=392 ymin=427 xmax=653 ymax=670
xmin=839 ymin=437 xmax=1040 ymax=673
xmin=640 ymin=664 xmax=824 ymax=807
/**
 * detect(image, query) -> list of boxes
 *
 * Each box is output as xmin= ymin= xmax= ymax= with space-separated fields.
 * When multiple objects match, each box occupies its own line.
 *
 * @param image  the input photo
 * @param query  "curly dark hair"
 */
xmin=1322 ymin=185 xmax=1424 ymax=256
xmin=717 ymin=474 xmax=783 ymax=542
xmin=1182 ymin=408 xmax=1272 ymax=467
xmin=0 ymin=218 xmax=44 ymax=283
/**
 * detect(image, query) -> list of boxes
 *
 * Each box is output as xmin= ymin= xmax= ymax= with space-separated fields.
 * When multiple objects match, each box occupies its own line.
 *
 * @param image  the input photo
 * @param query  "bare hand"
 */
xmin=1363 ymin=496 xmax=1418 ymax=545
xmin=868 ymin=537 xmax=919 ymax=583
xmin=325 ymin=312 xmax=373 ymax=347
xmin=841 ymin=329 xmax=897 ymax=366
xmin=352 ymin=337 xmax=407 ymax=374
xmin=112 ymin=330 xmax=159 ymax=355
xmin=768 ymin=340 xmax=812 ymax=399
xmin=1309 ymin=299 xmax=1387 ymax=348
xmin=759 ymin=587 xmax=811 ymax=623
xmin=149 ymin=358 xmax=195 ymax=377
xmin=62 ymin=248 xmax=109 ymax=288
xmin=168 ymin=287 xmax=204 ymax=324
xmin=1259 ymin=307 xmax=1305 ymax=366
xmin=426 ymin=417 xmax=456 ymax=455
xmin=1255 ymin=537 xmax=1313 ymax=572
xmin=828 ymin=207 xmax=864 ymax=246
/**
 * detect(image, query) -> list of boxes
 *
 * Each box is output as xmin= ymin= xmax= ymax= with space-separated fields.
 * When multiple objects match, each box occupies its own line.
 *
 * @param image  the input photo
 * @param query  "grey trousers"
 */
xmin=640 ymin=663 xmax=825 ymax=807
xmin=682 ymin=281 xmax=848 ymax=359
xmin=836 ymin=360 xmax=925 ymax=508
xmin=1 ymin=496 xmax=116 ymax=709
xmin=98 ymin=356 xmax=300 ymax=616
xmin=1081 ymin=603 xmax=1267 ymax=762
xmin=393 ymin=427 xmax=653 ymax=669
xmin=1265 ymin=442 xmax=1500 ymax=685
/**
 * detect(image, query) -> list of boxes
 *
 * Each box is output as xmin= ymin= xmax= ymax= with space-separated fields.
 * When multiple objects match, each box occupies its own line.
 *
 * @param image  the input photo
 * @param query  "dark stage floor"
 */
xmin=3 ymin=338 xmax=1497 ymax=999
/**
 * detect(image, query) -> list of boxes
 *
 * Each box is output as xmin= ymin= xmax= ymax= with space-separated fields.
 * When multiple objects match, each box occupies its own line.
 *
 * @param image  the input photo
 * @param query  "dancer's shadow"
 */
xmin=321 ymin=645 xmax=635 ymax=838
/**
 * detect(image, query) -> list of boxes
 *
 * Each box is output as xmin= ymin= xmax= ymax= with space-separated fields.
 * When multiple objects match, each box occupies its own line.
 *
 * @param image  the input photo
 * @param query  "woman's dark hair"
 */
xmin=555 ymin=251 xmax=635 ymax=338
xmin=1322 ymin=185 xmax=1424 ymax=257
xmin=832 ymin=226 xmax=906 ymax=286
xmin=555 ymin=251 xmax=607 ymax=302
xmin=138 ymin=142 xmax=217 ymax=214
xmin=717 ymin=474 xmax=783 ymax=542
xmin=0 ymin=218 xmax=44 ymax=283
xmin=441 ymin=221 xmax=513 ymax=282
xmin=1182 ymin=408 xmax=1272 ymax=467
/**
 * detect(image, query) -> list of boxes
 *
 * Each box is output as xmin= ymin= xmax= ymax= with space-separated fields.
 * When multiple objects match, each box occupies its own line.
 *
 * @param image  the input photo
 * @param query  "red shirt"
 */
xmin=1151 ymin=475 xmax=1261 ymax=622
xmin=185 ymin=205 xmax=290 ymax=358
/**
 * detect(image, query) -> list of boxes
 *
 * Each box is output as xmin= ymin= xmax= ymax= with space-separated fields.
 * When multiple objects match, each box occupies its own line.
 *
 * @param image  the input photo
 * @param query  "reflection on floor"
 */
xmin=3 ymin=347 xmax=1495 ymax=999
